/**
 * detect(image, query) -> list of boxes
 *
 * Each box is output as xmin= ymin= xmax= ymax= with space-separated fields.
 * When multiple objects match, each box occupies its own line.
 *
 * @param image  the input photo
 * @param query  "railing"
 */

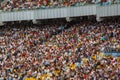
xmin=0 ymin=5 xmax=96 ymax=21
xmin=0 ymin=1 xmax=120 ymax=22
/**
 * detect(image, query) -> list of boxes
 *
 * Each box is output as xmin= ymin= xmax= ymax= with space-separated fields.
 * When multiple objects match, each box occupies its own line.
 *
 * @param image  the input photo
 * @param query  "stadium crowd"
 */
xmin=0 ymin=19 xmax=120 ymax=80
xmin=0 ymin=0 xmax=119 ymax=11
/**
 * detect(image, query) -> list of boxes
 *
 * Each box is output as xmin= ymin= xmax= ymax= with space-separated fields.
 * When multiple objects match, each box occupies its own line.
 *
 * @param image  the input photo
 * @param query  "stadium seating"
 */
xmin=0 ymin=19 xmax=120 ymax=80
xmin=0 ymin=0 xmax=119 ymax=12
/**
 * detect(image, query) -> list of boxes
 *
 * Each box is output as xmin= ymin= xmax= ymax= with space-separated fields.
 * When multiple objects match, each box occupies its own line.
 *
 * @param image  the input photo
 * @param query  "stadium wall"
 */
xmin=0 ymin=4 xmax=120 ymax=22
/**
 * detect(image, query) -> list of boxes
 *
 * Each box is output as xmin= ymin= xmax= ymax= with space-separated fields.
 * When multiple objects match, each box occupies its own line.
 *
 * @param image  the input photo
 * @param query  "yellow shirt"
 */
xmin=49 ymin=2 xmax=53 ymax=6
xmin=99 ymin=52 xmax=104 ymax=57
xmin=82 ymin=58 xmax=88 ymax=63
xmin=113 ymin=39 xmax=116 ymax=43
xmin=40 ymin=74 xmax=47 ymax=80
xmin=70 ymin=64 xmax=76 ymax=70
xmin=46 ymin=73 xmax=52 ymax=78
xmin=54 ymin=70 xmax=60 ymax=76
xmin=117 ymin=45 xmax=120 ymax=49
xmin=25 ymin=77 xmax=38 ymax=80
xmin=92 ymin=55 xmax=97 ymax=60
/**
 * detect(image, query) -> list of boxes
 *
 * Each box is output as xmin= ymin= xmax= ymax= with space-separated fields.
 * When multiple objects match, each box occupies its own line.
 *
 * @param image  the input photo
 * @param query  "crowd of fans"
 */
xmin=0 ymin=0 xmax=119 ymax=11
xmin=0 ymin=18 xmax=120 ymax=80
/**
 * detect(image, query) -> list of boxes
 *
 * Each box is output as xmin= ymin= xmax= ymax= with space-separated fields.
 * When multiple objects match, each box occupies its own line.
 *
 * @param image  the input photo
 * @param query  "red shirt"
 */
xmin=101 ymin=0 xmax=107 ymax=2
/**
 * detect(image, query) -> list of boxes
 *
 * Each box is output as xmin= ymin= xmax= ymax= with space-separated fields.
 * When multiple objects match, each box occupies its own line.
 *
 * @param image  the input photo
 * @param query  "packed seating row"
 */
xmin=0 ymin=0 xmax=119 ymax=12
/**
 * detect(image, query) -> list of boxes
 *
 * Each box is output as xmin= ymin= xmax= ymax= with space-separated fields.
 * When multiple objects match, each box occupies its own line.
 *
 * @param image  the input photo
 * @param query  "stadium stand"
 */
xmin=0 ymin=0 xmax=119 ymax=11
xmin=0 ymin=18 xmax=120 ymax=80
xmin=0 ymin=0 xmax=120 ymax=80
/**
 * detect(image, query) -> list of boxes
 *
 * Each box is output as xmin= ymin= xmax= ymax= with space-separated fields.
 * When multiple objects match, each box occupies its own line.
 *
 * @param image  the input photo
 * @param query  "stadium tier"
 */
xmin=0 ymin=0 xmax=120 ymax=80
xmin=0 ymin=0 xmax=117 ymax=12
xmin=0 ymin=0 xmax=120 ymax=22
xmin=0 ymin=4 xmax=120 ymax=22
xmin=0 ymin=0 xmax=120 ymax=12
xmin=0 ymin=18 xmax=120 ymax=80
